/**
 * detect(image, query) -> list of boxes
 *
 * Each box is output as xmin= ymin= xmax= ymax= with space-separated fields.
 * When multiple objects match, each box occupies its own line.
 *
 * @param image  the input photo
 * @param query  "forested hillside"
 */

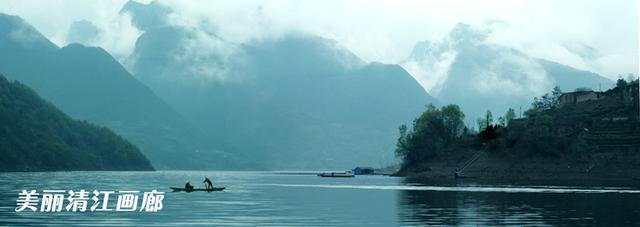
xmin=0 ymin=75 xmax=154 ymax=171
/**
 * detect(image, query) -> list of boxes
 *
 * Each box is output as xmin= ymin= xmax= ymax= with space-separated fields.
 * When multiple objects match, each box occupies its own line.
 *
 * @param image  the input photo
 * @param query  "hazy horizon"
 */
xmin=0 ymin=0 xmax=637 ymax=90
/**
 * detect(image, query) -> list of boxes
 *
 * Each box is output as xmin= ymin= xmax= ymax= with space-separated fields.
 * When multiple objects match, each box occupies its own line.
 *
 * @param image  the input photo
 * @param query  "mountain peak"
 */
xmin=0 ymin=13 xmax=57 ymax=51
xmin=120 ymin=0 xmax=171 ymax=31
xmin=401 ymin=22 xmax=614 ymax=122
xmin=247 ymin=33 xmax=367 ymax=72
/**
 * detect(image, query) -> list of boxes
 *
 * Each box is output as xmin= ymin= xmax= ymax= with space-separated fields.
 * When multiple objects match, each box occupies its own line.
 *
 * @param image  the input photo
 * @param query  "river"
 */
xmin=1 ymin=171 xmax=640 ymax=226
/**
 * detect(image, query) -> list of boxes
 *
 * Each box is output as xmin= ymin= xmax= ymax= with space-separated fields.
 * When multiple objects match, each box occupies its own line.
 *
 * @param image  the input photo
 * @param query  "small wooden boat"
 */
xmin=317 ymin=171 xmax=355 ymax=178
xmin=170 ymin=187 xmax=226 ymax=192
xmin=454 ymin=170 xmax=477 ymax=179
xmin=454 ymin=175 xmax=478 ymax=179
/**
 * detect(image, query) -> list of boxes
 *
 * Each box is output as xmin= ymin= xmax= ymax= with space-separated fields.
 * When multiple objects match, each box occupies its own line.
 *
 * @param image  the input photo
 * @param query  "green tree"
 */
xmin=551 ymin=86 xmax=562 ymax=106
xmin=617 ymin=76 xmax=628 ymax=87
xmin=477 ymin=117 xmax=487 ymax=132
xmin=497 ymin=116 xmax=506 ymax=127
xmin=395 ymin=104 xmax=467 ymax=167
xmin=526 ymin=86 xmax=564 ymax=117
xmin=484 ymin=110 xmax=493 ymax=129
xmin=505 ymin=108 xmax=516 ymax=126
xmin=394 ymin=124 xmax=409 ymax=159
xmin=441 ymin=104 xmax=465 ymax=140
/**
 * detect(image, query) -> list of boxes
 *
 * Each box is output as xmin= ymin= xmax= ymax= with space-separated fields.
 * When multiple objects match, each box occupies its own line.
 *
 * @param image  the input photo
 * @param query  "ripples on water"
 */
xmin=1 ymin=171 xmax=640 ymax=226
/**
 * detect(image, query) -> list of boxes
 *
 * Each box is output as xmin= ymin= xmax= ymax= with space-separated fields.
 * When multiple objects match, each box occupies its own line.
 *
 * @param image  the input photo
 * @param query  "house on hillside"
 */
xmin=557 ymin=80 xmax=638 ymax=109
xmin=558 ymin=90 xmax=603 ymax=107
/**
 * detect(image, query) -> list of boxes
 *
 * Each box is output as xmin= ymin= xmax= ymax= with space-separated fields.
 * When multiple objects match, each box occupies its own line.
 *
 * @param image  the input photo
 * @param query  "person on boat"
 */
xmin=454 ymin=168 xmax=464 ymax=178
xmin=203 ymin=177 xmax=213 ymax=189
xmin=185 ymin=181 xmax=194 ymax=190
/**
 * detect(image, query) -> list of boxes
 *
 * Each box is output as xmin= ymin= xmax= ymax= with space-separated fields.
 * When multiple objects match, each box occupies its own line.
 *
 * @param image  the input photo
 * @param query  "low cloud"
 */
xmin=403 ymin=22 xmax=553 ymax=98
xmin=0 ymin=0 xmax=636 ymax=81
xmin=401 ymin=42 xmax=457 ymax=95
xmin=8 ymin=19 xmax=50 ymax=47
xmin=169 ymin=28 xmax=239 ymax=82
xmin=473 ymin=50 xmax=552 ymax=97
xmin=0 ymin=0 xmax=142 ymax=61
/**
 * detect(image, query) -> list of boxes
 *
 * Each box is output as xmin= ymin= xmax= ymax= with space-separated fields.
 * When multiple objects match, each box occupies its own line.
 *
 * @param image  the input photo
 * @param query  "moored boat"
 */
xmin=317 ymin=171 xmax=355 ymax=178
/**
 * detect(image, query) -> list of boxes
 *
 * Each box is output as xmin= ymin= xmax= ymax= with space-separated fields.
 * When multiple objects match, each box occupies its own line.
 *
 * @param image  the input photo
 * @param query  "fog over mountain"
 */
xmin=0 ymin=0 xmax=633 ymax=170
xmin=0 ymin=13 xmax=243 ymax=170
xmin=2 ymin=1 xmax=635 ymax=79
xmin=402 ymin=23 xmax=614 ymax=122
xmin=123 ymin=2 xmax=434 ymax=169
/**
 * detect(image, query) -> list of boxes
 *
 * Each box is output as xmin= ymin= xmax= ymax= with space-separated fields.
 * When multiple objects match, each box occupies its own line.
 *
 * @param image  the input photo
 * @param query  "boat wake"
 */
xmin=252 ymin=183 xmax=640 ymax=194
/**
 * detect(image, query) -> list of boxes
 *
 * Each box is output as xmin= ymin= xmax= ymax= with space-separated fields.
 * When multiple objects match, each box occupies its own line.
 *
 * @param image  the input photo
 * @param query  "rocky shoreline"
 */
xmin=394 ymin=149 xmax=640 ymax=182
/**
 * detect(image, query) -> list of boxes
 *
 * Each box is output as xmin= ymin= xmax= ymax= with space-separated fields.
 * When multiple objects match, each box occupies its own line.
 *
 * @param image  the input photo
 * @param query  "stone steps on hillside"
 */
xmin=584 ymin=122 xmax=640 ymax=151
xmin=588 ymin=131 xmax=638 ymax=135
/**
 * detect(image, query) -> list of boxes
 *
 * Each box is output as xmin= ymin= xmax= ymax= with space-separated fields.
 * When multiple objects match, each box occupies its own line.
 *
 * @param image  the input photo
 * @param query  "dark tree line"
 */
xmin=394 ymin=85 xmax=569 ymax=168
xmin=395 ymin=76 xmax=640 ymax=170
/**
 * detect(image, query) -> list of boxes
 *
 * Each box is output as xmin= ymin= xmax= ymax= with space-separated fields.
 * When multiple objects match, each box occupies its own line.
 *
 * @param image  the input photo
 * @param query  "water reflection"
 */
xmin=398 ymin=178 xmax=640 ymax=226
xmin=2 ymin=172 xmax=640 ymax=226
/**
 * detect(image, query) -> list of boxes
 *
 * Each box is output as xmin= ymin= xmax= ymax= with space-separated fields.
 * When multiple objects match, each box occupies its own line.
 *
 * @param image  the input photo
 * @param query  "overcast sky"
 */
xmin=0 ymin=0 xmax=637 ymax=80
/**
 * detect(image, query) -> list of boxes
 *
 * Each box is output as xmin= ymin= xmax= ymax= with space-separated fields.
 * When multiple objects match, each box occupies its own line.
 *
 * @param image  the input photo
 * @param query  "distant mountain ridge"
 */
xmin=0 ymin=74 xmax=154 ymax=171
xmin=0 ymin=13 xmax=243 ymax=170
xmin=402 ymin=23 xmax=614 ymax=122
xmin=122 ymin=1 xmax=436 ymax=169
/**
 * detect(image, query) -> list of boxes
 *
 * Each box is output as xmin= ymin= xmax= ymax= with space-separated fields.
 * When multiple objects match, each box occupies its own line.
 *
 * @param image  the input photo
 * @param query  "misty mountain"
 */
xmin=402 ymin=23 xmax=614 ymax=123
xmin=0 ymin=74 xmax=153 ymax=171
xmin=120 ymin=0 xmax=171 ymax=31
xmin=0 ymin=13 xmax=243 ymax=170
xmin=124 ymin=3 xmax=435 ymax=169
xmin=66 ymin=20 xmax=99 ymax=45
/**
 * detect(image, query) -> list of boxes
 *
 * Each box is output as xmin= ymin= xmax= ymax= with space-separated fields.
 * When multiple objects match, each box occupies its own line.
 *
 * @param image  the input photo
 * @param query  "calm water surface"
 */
xmin=1 ymin=171 xmax=640 ymax=226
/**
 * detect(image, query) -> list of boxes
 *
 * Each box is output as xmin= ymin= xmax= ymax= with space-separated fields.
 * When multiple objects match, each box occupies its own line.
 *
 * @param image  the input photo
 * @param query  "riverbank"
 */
xmin=394 ymin=148 xmax=640 ymax=181
xmin=394 ymin=80 xmax=640 ymax=182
